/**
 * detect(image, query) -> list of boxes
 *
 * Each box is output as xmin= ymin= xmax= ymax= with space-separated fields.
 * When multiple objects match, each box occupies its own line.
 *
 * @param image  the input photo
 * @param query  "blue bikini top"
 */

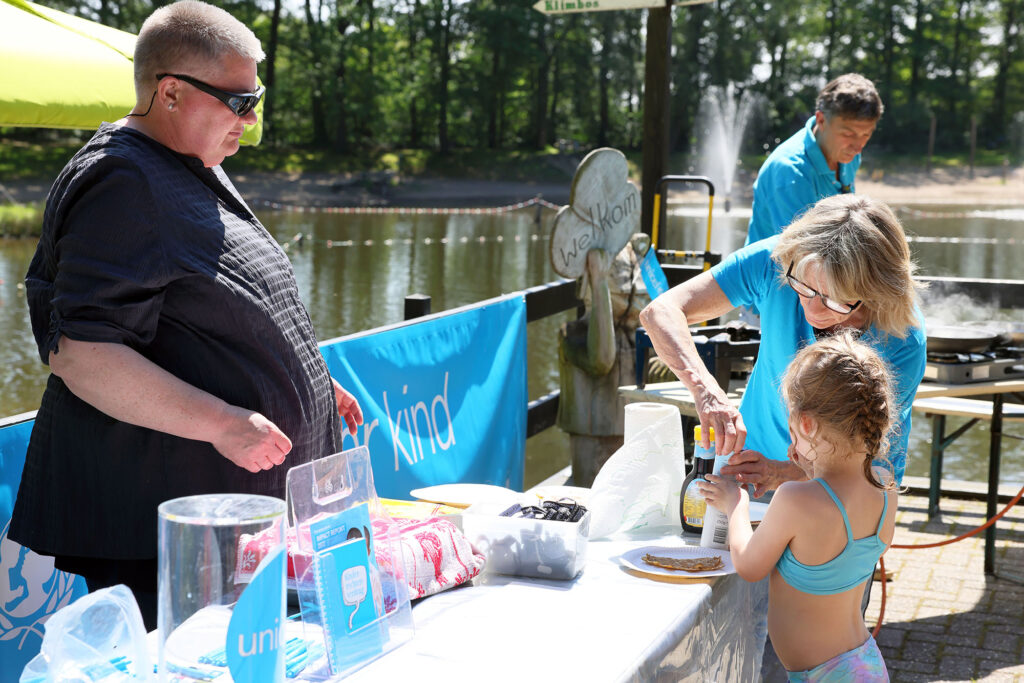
xmin=775 ymin=478 xmax=889 ymax=595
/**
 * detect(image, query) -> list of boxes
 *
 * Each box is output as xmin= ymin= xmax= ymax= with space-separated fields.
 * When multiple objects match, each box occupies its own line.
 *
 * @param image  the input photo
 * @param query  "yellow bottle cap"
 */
xmin=693 ymin=425 xmax=715 ymax=442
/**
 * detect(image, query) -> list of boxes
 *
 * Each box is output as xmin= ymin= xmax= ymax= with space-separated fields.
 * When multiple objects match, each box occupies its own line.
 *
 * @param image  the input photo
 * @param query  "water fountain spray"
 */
xmin=695 ymin=84 xmax=765 ymax=213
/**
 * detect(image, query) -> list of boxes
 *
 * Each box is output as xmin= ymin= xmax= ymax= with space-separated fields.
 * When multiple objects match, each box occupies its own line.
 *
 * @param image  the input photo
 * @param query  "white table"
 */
xmin=349 ymin=527 xmax=766 ymax=682
xmin=620 ymin=379 xmax=1024 ymax=580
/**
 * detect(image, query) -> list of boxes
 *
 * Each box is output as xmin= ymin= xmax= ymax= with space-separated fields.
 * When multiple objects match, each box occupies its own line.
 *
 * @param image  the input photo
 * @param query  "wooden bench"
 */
xmin=912 ymin=396 xmax=1024 ymax=517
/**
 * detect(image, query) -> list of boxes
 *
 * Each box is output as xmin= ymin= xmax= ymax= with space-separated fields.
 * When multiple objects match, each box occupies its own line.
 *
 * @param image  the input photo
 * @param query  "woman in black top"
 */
xmin=11 ymin=0 xmax=362 ymax=629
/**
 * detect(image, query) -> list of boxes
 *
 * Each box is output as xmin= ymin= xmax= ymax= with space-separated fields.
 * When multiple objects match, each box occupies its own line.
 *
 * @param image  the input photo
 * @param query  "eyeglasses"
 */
xmin=786 ymin=263 xmax=862 ymax=315
xmin=157 ymin=73 xmax=264 ymax=116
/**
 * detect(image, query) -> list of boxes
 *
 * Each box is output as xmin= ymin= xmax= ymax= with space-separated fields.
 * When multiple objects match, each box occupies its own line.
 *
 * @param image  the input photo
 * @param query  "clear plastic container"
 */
xmin=158 ymin=494 xmax=286 ymax=683
xmin=461 ymin=502 xmax=591 ymax=580
xmin=285 ymin=446 xmax=414 ymax=680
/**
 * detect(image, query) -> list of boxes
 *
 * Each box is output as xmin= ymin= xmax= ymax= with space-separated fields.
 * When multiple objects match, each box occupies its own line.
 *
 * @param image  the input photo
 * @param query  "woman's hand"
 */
xmin=332 ymin=377 xmax=364 ymax=435
xmin=637 ymin=270 xmax=741 ymax=455
xmin=210 ymin=407 xmax=293 ymax=473
xmin=698 ymin=473 xmax=746 ymax=517
xmin=720 ymin=450 xmax=807 ymax=498
xmin=693 ymin=386 xmax=746 ymax=455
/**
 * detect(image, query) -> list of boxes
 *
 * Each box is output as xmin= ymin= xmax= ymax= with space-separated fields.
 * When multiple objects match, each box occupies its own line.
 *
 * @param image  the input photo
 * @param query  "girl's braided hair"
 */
xmin=781 ymin=331 xmax=898 ymax=490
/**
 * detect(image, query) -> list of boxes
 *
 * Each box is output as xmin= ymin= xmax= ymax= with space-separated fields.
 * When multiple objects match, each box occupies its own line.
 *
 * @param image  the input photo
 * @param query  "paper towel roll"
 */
xmin=589 ymin=402 xmax=686 ymax=539
xmin=624 ymin=402 xmax=680 ymax=443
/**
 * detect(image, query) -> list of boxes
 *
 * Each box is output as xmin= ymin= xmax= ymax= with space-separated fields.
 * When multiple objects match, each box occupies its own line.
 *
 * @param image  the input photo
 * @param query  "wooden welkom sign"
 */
xmin=533 ymin=0 xmax=709 ymax=14
xmin=550 ymin=148 xmax=640 ymax=279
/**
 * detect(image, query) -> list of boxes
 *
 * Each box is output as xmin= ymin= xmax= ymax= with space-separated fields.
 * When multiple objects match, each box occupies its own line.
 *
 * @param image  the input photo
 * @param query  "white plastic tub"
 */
xmin=461 ymin=501 xmax=590 ymax=580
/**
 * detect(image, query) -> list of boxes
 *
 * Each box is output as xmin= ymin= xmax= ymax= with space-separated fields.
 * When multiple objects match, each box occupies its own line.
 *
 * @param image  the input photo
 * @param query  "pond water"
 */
xmin=1 ymin=201 xmax=1022 ymax=488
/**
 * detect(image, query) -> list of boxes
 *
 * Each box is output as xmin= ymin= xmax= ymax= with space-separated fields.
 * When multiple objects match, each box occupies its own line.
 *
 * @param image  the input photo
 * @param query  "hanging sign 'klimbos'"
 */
xmin=549 ymin=148 xmax=641 ymax=279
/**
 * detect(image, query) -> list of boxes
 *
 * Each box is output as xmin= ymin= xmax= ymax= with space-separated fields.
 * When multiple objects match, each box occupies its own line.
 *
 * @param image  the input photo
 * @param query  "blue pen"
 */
xmin=285 ymin=642 xmax=325 ymax=678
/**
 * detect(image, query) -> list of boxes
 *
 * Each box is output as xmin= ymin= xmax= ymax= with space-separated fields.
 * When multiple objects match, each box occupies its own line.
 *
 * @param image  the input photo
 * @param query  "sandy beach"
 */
xmin=4 ymin=164 xmax=1022 ymax=209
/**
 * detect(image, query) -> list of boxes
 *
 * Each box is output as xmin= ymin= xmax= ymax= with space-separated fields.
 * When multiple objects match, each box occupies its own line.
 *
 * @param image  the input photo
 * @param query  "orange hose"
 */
xmin=871 ymin=483 xmax=1024 ymax=637
xmin=871 ymin=556 xmax=886 ymax=638
xmin=891 ymin=484 xmax=1024 ymax=550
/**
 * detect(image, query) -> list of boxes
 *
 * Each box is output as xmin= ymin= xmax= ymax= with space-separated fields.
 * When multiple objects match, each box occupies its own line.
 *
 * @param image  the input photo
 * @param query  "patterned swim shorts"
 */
xmin=787 ymin=634 xmax=889 ymax=682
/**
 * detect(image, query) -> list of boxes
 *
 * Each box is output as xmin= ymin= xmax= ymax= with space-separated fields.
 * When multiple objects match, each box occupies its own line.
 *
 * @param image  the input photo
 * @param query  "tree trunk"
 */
xmin=304 ymin=0 xmax=330 ymax=146
xmin=334 ymin=15 xmax=351 ymax=152
xmin=947 ymin=0 xmax=966 ymax=125
xmin=408 ymin=0 xmax=422 ymax=148
xmin=263 ymin=0 xmax=282 ymax=143
xmin=627 ymin=18 xmax=641 ymax=149
xmin=825 ymin=0 xmax=838 ymax=78
xmin=908 ymin=0 xmax=925 ymax=107
xmin=361 ymin=0 xmax=377 ymax=141
xmin=534 ymin=22 xmax=551 ymax=150
xmin=436 ymin=0 xmax=453 ymax=154
xmin=882 ymin=1 xmax=896 ymax=107
xmin=548 ymin=50 xmax=561 ymax=148
xmin=488 ymin=48 xmax=500 ymax=148
xmin=990 ymin=0 xmax=1018 ymax=134
xmin=597 ymin=15 xmax=613 ymax=147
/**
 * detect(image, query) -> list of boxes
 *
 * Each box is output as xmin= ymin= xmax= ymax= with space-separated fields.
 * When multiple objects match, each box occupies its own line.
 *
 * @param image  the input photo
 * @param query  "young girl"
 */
xmin=700 ymin=331 xmax=898 ymax=681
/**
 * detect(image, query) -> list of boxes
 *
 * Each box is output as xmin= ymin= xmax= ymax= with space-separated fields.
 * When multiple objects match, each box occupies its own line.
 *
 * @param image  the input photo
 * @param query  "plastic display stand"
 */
xmin=285 ymin=447 xmax=414 ymax=680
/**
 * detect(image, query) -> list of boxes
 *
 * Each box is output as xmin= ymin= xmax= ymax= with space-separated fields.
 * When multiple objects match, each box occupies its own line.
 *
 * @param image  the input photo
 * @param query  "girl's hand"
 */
xmin=697 ymin=474 xmax=746 ymax=517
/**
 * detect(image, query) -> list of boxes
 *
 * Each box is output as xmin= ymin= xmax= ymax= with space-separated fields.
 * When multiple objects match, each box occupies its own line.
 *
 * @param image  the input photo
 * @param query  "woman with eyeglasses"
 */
xmin=11 ymin=1 xmax=361 ymax=630
xmin=639 ymin=193 xmax=926 ymax=494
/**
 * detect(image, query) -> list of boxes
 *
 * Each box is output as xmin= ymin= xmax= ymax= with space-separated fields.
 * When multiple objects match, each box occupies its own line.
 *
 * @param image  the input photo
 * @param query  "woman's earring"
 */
xmin=168 ymin=104 xmax=174 ymax=111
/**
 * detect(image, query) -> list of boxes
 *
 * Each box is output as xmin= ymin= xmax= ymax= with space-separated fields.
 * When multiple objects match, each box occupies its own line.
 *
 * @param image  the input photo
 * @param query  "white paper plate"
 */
xmin=409 ymin=483 xmax=521 ymax=509
xmin=620 ymin=545 xmax=734 ymax=579
xmin=529 ymin=485 xmax=591 ymax=506
xmin=750 ymin=501 xmax=768 ymax=524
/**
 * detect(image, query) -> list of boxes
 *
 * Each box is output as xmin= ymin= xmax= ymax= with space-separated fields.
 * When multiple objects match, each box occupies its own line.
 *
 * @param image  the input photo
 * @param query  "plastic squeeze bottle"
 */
xmin=680 ymin=426 xmax=715 ymax=535
xmin=701 ymin=451 xmax=732 ymax=549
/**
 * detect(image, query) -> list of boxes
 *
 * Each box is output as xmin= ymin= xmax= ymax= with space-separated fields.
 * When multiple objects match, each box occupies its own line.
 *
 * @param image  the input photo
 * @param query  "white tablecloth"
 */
xmin=349 ymin=526 xmax=767 ymax=682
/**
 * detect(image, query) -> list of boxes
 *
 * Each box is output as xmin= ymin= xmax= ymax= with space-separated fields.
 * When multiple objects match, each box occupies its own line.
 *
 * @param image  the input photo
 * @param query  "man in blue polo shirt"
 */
xmin=745 ymin=74 xmax=883 ymax=246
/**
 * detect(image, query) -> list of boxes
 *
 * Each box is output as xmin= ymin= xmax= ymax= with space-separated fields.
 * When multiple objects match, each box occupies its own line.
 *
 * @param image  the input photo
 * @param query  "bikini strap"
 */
xmin=813 ymin=478 xmax=853 ymax=543
xmin=875 ymin=489 xmax=890 ymax=536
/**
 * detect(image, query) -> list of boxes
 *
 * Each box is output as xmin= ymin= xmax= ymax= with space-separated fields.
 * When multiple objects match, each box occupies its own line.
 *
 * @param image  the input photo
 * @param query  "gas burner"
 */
xmin=927 ymin=352 xmax=989 ymax=364
xmin=924 ymin=356 xmax=1024 ymax=384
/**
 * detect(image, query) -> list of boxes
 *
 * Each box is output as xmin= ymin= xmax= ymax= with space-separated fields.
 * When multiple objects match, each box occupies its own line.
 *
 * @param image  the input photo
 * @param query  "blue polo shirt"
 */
xmin=711 ymin=237 xmax=926 ymax=484
xmin=745 ymin=116 xmax=860 ymax=246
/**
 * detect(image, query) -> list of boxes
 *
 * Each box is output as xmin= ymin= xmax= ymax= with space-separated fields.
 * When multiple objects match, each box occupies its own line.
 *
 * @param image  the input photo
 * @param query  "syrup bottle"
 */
xmin=680 ymin=425 xmax=715 ymax=535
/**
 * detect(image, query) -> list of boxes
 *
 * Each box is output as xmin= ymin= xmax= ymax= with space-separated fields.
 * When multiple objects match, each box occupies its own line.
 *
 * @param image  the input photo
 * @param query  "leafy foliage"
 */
xmin=16 ymin=0 xmax=1024 ymax=163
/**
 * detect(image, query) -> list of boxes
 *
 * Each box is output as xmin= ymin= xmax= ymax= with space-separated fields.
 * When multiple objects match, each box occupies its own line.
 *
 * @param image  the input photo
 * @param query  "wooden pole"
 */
xmin=404 ymin=294 xmax=432 ymax=320
xmin=927 ymin=113 xmax=936 ymax=175
xmin=969 ymin=115 xmax=977 ymax=180
xmin=640 ymin=2 xmax=671 ymax=237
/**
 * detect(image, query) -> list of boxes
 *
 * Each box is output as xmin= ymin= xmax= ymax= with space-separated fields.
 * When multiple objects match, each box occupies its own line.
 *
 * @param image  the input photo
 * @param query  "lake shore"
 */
xmin=3 ymin=164 xmax=1023 ymax=209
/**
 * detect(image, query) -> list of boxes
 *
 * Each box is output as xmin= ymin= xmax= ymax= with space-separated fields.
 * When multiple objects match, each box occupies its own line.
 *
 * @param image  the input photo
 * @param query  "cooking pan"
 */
xmin=964 ymin=320 xmax=1024 ymax=346
xmin=926 ymin=325 xmax=1000 ymax=354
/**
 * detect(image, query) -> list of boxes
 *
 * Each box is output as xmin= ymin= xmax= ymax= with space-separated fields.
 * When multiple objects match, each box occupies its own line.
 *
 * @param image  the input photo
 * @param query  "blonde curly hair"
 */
xmin=782 ymin=331 xmax=898 ymax=490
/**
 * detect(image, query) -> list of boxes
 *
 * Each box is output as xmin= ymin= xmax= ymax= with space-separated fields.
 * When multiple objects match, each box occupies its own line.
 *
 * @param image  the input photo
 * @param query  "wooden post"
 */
xmin=927 ymin=113 xmax=936 ymax=175
xmin=404 ymin=294 xmax=432 ymax=320
xmin=640 ymin=3 xmax=671 ymax=237
xmin=969 ymin=115 xmax=977 ymax=180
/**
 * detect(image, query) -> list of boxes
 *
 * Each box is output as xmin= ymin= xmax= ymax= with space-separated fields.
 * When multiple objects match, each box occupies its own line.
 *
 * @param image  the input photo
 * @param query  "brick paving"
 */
xmin=864 ymin=492 xmax=1024 ymax=682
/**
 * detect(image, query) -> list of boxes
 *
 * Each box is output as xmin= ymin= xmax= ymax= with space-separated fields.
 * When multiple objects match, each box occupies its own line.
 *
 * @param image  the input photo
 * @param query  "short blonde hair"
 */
xmin=134 ymin=1 xmax=264 ymax=95
xmin=782 ymin=331 xmax=897 ymax=490
xmin=772 ymin=194 xmax=922 ymax=338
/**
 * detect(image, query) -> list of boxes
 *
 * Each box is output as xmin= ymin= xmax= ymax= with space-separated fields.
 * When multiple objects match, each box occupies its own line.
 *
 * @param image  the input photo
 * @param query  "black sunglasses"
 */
xmin=157 ymin=73 xmax=264 ymax=116
xmin=786 ymin=262 xmax=862 ymax=315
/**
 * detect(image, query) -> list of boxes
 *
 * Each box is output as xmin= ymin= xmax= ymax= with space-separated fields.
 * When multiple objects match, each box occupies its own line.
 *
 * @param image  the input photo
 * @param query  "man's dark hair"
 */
xmin=816 ymin=73 xmax=884 ymax=121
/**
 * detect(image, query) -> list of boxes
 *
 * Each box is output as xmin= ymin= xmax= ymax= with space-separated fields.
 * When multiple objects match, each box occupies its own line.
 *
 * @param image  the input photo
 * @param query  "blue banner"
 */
xmin=320 ymin=295 xmax=527 ymax=498
xmin=640 ymin=248 xmax=670 ymax=299
xmin=1 ymin=417 xmax=88 ymax=683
